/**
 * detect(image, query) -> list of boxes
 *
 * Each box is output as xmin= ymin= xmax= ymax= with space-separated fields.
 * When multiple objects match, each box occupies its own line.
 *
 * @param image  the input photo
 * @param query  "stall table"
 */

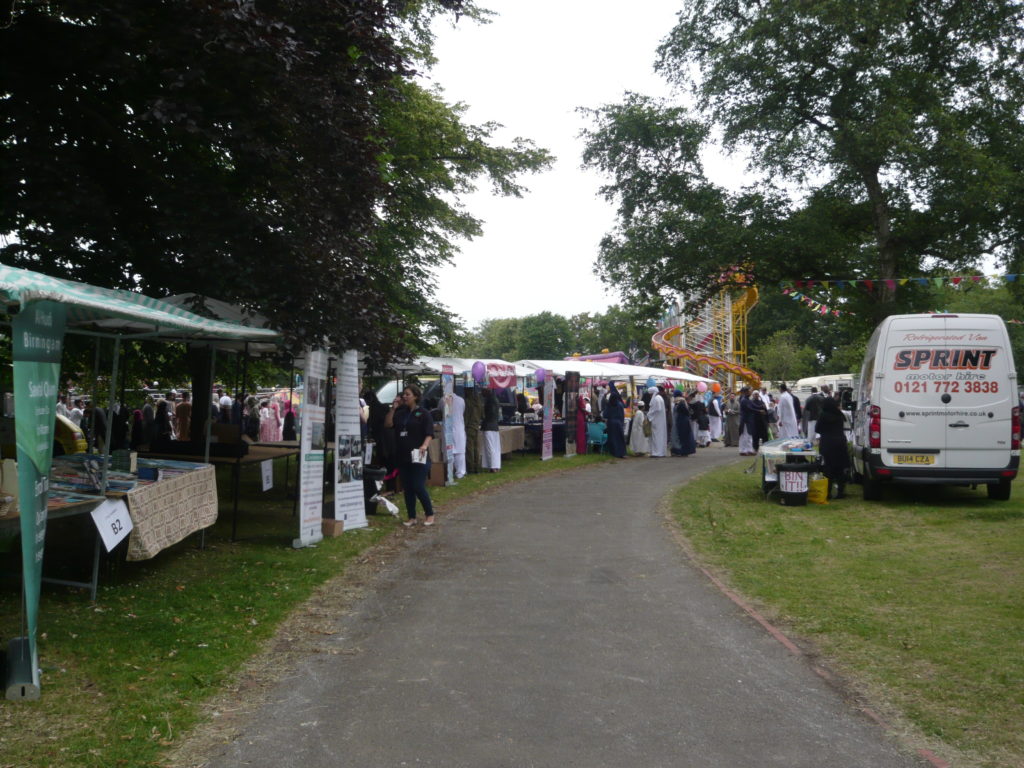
xmin=139 ymin=446 xmax=299 ymax=540
xmin=1 ymin=460 xmax=219 ymax=599
xmin=758 ymin=438 xmax=821 ymax=497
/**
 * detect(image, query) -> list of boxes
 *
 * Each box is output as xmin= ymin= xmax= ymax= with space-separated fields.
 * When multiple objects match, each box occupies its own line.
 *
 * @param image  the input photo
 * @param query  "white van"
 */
xmin=850 ymin=313 xmax=1020 ymax=500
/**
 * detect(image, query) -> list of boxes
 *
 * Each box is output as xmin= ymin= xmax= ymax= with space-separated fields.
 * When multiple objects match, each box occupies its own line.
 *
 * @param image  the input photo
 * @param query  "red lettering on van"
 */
xmin=892 ymin=348 xmax=997 ymax=370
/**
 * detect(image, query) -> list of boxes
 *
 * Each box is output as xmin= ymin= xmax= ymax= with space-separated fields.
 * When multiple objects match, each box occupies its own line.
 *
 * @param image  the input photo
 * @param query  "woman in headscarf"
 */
xmin=244 ymin=395 xmax=260 ymax=440
xmin=690 ymin=392 xmax=711 ymax=447
xmin=627 ymin=399 xmax=650 ymax=456
xmin=602 ymin=383 xmax=627 ymax=458
xmin=576 ymin=391 xmax=588 ymax=453
xmin=130 ymin=409 xmax=145 ymax=450
xmin=480 ymin=387 xmax=501 ymax=472
xmin=259 ymin=399 xmax=277 ymax=442
xmin=724 ymin=392 xmax=741 ymax=447
xmin=141 ymin=398 xmax=157 ymax=446
xmin=646 ymin=387 xmax=667 ymax=457
xmin=738 ymin=387 xmax=756 ymax=456
xmin=816 ymin=396 xmax=850 ymax=498
xmin=282 ymin=402 xmax=297 ymax=441
xmin=747 ymin=390 xmax=770 ymax=453
xmin=153 ymin=399 xmax=173 ymax=446
xmin=670 ymin=390 xmax=696 ymax=456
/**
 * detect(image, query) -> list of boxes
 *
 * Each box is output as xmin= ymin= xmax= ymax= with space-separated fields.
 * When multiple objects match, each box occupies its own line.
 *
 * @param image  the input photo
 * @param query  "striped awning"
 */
xmin=0 ymin=264 xmax=279 ymax=341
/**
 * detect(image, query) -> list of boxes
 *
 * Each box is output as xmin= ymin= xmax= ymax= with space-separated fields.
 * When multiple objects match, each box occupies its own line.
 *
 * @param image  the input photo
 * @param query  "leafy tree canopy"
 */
xmin=748 ymin=329 xmax=819 ymax=383
xmin=459 ymin=305 xmax=653 ymax=362
xmin=0 ymin=1 xmax=550 ymax=369
xmin=582 ymin=1 xmax=1024 ymax=322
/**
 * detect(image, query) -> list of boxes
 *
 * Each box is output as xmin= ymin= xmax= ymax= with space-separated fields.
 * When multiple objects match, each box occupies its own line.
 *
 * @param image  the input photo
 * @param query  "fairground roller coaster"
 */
xmin=651 ymin=272 xmax=762 ymax=390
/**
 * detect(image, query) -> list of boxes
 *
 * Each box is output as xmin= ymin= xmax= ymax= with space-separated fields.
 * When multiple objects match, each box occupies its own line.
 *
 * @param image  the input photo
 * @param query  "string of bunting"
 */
xmin=781 ymin=273 xmax=1021 ymax=292
xmin=781 ymin=270 xmax=1024 ymax=322
xmin=781 ymin=287 xmax=853 ymax=317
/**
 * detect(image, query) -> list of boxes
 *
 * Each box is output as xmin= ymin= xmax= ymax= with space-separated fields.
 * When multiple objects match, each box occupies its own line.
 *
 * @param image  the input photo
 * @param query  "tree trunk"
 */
xmin=186 ymin=344 xmax=214 ymax=443
xmin=862 ymin=166 xmax=898 ymax=319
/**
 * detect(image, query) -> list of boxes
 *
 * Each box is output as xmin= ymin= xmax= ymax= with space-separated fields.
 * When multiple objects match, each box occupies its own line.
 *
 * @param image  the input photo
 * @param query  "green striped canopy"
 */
xmin=0 ymin=264 xmax=279 ymax=341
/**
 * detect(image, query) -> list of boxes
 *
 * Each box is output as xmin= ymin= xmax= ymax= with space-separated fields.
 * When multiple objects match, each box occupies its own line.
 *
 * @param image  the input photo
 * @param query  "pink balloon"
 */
xmin=697 ymin=381 xmax=708 ymax=392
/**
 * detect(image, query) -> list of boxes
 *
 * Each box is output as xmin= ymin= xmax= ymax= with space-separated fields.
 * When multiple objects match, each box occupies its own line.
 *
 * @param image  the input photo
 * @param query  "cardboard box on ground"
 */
xmin=393 ymin=460 xmax=446 ymax=492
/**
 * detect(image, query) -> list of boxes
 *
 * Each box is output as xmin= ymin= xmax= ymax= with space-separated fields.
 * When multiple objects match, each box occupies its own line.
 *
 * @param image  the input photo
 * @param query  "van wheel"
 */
xmin=862 ymin=475 xmax=883 ymax=501
xmin=987 ymin=479 xmax=1012 ymax=501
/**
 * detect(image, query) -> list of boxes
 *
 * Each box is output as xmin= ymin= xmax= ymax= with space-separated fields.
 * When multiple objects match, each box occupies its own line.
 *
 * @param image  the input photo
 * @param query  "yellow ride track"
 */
xmin=651 ymin=285 xmax=762 ymax=389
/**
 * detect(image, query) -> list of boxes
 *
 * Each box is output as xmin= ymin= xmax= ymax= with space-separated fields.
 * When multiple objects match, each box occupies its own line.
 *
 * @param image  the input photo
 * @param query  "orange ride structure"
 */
xmin=651 ymin=277 xmax=762 ymax=390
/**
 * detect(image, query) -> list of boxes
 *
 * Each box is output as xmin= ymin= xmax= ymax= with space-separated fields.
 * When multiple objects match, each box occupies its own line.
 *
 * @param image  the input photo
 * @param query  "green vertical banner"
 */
xmin=8 ymin=300 xmax=65 ymax=700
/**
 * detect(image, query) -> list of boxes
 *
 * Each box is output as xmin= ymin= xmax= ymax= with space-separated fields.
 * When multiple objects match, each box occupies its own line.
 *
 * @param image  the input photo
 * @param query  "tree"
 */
xmin=372 ymin=79 xmax=551 ymax=352
xmin=515 ymin=312 xmax=573 ymax=360
xmin=568 ymin=305 xmax=655 ymax=359
xmin=748 ymin=329 xmax=818 ymax=383
xmin=0 ymin=1 xmax=549 ymax=367
xmin=462 ymin=317 xmax=522 ymax=360
xmin=583 ymin=2 xmax=1024 ymax=322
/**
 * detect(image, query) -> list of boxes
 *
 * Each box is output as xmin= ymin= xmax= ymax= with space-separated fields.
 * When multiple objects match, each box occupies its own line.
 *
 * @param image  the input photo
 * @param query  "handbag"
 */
xmin=642 ymin=416 xmax=652 ymax=437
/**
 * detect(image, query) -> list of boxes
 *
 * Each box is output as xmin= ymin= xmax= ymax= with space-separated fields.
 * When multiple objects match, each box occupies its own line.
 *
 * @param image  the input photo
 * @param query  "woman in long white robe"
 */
xmin=628 ymin=407 xmax=650 ymax=455
xmin=777 ymin=387 xmax=801 ymax=439
xmin=646 ymin=387 xmax=667 ymax=457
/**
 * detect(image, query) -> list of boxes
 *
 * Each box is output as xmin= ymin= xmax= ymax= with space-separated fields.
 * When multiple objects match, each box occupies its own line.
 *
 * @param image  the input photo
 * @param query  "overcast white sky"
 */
xmin=424 ymin=1 xmax=749 ymax=332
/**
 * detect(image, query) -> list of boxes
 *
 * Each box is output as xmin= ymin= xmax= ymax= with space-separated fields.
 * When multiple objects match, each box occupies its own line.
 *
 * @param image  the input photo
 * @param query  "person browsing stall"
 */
xmin=385 ymin=384 xmax=436 ymax=527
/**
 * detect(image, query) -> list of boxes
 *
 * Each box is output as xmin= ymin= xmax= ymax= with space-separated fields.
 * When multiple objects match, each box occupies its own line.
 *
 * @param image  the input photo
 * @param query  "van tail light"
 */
xmin=869 ymin=405 xmax=881 ymax=449
xmin=1012 ymin=406 xmax=1020 ymax=450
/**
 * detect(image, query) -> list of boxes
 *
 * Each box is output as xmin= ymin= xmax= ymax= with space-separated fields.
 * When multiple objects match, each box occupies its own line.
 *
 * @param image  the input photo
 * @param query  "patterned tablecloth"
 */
xmin=125 ymin=464 xmax=218 ymax=561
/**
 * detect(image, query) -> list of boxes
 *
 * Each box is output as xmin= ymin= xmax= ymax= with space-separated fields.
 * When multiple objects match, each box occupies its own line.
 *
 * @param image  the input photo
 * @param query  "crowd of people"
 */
xmin=55 ymin=388 xmax=297 ymax=453
xmin=607 ymin=381 xmax=851 ymax=498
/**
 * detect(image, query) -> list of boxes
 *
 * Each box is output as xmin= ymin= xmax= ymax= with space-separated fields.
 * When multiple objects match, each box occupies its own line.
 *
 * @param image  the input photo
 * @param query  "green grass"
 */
xmin=672 ymin=463 xmax=1024 ymax=768
xmin=0 ymin=450 xmax=612 ymax=767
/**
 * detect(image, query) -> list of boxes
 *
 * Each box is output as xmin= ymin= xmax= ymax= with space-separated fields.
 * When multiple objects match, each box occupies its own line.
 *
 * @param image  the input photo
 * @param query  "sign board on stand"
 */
xmin=541 ymin=371 xmax=554 ymax=461
xmin=442 ymin=365 xmax=455 ymax=485
xmin=295 ymin=348 xmax=326 ymax=548
xmin=333 ymin=350 xmax=367 ymax=531
xmin=8 ymin=300 xmax=66 ymax=700
xmin=564 ymin=371 xmax=579 ymax=458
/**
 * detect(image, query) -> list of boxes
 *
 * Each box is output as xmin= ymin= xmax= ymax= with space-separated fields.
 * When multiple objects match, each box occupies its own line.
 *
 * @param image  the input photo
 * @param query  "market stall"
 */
xmin=0 ymin=264 xmax=279 ymax=700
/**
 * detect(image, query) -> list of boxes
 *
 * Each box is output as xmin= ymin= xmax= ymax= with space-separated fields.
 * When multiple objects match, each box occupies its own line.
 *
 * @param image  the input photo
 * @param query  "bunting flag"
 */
xmin=781 ymin=287 xmax=853 ymax=317
xmin=781 ymin=287 xmax=1024 ymax=325
xmin=780 ymin=272 xmax=1022 ymax=290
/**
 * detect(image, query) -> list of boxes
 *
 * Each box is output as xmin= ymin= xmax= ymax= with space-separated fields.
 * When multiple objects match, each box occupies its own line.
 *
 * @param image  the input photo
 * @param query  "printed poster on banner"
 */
xmin=442 ymin=365 xmax=455 ymax=485
xmin=10 ymin=300 xmax=66 ymax=699
xmin=334 ymin=350 xmax=367 ymax=531
xmin=564 ymin=371 xmax=580 ymax=458
xmin=295 ymin=348 xmax=326 ymax=548
xmin=541 ymin=372 xmax=554 ymax=461
xmin=487 ymin=362 xmax=515 ymax=390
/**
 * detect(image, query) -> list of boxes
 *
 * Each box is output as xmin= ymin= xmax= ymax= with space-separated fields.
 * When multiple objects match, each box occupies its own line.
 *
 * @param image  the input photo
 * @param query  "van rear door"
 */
xmin=937 ymin=319 xmax=1013 ymax=469
xmin=880 ymin=317 xmax=947 ymax=468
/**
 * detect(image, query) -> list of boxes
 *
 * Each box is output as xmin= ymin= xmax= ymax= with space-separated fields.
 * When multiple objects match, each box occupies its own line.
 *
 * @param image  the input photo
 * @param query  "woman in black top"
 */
xmin=480 ymin=388 xmax=501 ymax=472
xmin=602 ymin=384 xmax=627 ymax=458
xmin=816 ymin=396 xmax=850 ymax=498
xmin=153 ymin=399 xmax=173 ymax=447
xmin=385 ymin=384 xmax=436 ymax=526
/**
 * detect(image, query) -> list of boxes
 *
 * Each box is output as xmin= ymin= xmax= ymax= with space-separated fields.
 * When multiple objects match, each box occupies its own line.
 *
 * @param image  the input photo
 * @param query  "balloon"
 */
xmin=535 ymin=368 xmax=546 ymax=386
xmin=472 ymin=361 xmax=486 ymax=383
xmin=712 ymin=381 xmax=722 ymax=393
xmin=646 ymin=376 xmax=656 ymax=388
xmin=697 ymin=381 xmax=708 ymax=392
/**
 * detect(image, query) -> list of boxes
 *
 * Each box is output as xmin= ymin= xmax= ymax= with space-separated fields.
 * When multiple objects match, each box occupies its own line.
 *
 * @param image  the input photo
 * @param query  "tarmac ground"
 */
xmin=197 ymin=444 xmax=932 ymax=768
